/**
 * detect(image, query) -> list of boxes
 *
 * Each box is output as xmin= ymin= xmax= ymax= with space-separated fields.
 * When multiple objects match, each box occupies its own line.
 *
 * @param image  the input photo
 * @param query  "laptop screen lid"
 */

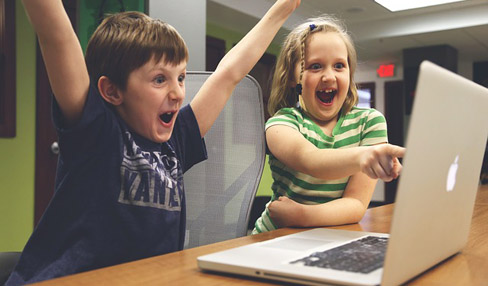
xmin=381 ymin=61 xmax=488 ymax=286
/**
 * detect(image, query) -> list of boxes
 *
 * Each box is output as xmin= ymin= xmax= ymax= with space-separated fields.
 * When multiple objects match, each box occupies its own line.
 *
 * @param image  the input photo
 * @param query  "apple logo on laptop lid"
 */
xmin=446 ymin=155 xmax=459 ymax=192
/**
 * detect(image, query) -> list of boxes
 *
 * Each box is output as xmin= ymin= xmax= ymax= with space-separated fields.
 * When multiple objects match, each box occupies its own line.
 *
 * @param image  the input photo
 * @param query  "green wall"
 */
xmin=0 ymin=0 xmax=36 ymax=252
xmin=256 ymin=158 xmax=273 ymax=197
xmin=206 ymin=22 xmax=281 ymax=56
xmin=79 ymin=0 xmax=146 ymax=52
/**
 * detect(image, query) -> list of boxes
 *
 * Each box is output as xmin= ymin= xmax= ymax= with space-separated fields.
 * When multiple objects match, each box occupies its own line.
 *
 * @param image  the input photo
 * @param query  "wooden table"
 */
xmin=36 ymin=185 xmax=488 ymax=285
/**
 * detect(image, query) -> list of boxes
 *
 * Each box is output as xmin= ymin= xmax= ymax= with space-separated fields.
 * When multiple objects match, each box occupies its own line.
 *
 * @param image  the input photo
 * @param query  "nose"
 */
xmin=168 ymin=79 xmax=185 ymax=102
xmin=321 ymin=67 xmax=335 ymax=83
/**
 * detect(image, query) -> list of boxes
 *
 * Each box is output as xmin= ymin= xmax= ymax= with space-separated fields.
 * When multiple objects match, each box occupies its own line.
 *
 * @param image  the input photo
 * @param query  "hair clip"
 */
xmin=309 ymin=24 xmax=317 ymax=31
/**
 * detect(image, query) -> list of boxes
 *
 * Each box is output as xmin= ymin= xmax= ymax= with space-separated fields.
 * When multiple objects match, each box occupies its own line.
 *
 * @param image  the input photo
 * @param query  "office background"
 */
xmin=1 ymin=0 xmax=487 ymax=252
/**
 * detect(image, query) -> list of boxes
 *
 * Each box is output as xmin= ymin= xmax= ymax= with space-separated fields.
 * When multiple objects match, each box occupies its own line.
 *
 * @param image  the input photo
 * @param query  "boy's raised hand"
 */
xmin=360 ymin=144 xmax=406 ymax=182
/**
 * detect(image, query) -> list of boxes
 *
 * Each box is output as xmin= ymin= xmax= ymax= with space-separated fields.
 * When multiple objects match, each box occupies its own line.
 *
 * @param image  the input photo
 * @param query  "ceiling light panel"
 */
xmin=374 ymin=0 xmax=465 ymax=12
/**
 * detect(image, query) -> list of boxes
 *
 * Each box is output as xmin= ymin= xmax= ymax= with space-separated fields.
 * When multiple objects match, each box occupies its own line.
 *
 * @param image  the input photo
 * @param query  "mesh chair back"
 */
xmin=0 ymin=252 xmax=21 ymax=285
xmin=182 ymin=72 xmax=265 ymax=249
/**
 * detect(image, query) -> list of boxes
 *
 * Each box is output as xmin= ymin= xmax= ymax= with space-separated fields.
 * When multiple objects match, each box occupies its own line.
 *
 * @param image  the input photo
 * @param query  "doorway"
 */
xmin=384 ymin=80 xmax=405 ymax=203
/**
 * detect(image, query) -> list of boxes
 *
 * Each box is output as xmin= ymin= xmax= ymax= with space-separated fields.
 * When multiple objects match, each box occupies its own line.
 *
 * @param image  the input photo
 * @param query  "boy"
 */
xmin=8 ymin=0 xmax=300 ymax=284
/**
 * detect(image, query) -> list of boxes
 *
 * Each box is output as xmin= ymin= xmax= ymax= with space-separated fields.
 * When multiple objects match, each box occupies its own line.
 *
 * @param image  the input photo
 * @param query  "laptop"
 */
xmin=197 ymin=61 xmax=488 ymax=286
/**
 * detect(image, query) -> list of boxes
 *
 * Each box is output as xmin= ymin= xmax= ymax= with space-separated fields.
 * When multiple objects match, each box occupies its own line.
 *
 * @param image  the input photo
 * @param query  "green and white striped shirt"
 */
xmin=252 ymin=107 xmax=388 ymax=234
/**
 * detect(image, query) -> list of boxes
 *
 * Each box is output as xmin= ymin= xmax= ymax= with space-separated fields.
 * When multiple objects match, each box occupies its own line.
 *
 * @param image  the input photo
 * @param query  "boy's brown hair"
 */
xmin=85 ymin=11 xmax=189 ymax=90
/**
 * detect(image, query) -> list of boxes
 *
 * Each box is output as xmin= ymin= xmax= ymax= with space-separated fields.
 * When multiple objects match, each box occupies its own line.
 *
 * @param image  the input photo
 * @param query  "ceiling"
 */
xmin=207 ymin=0 xmax=488 ymax=71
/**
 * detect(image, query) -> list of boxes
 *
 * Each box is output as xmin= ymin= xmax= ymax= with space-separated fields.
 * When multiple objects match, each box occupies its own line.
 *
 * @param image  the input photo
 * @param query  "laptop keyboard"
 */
xmin=290 ymin=236 xmax=388 ymax=274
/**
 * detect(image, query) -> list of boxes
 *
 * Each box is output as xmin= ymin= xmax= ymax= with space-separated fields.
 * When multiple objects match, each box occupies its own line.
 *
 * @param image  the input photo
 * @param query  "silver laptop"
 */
xmin=197 ymin=61 xmax=488 ymax=286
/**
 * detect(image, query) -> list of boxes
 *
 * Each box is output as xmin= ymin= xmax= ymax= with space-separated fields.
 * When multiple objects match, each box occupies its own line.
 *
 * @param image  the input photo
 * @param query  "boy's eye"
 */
xmin=178 ymin=74 xmax=186 ymax=83
xmin=154 ymin=76 xmax=165 ymax=84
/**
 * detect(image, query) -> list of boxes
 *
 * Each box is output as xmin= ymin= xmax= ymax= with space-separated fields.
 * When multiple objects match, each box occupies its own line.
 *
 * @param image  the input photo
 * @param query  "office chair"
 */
xmin=0 ymin=252 xmax=21 ymax=285
xmin=183 ymin=72 xmax=266 ymax=249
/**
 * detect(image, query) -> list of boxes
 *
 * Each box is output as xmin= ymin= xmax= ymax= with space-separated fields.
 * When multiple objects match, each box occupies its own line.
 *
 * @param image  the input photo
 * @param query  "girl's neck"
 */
xmin=315 ymin=117 xmax=338 ymax=136
xmin=301 ymin=107 xmax=339 ymax=136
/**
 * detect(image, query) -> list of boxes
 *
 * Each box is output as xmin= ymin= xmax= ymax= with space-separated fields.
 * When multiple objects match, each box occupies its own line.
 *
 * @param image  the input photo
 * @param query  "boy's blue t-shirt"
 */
xmin=7 ymin=83 xmax=207 ymax=285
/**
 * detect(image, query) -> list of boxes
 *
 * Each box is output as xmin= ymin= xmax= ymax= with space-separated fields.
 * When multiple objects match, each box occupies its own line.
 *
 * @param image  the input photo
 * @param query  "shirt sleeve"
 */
xmin=360 ymin=109 xmax=388 ymax=146
xmin=52 ymin=82 xmax=119 ymax=162
xmin=170 ymin=104 xmax=208 ymax=173
xmin=265 ymin=107 xmax=300 ymax=131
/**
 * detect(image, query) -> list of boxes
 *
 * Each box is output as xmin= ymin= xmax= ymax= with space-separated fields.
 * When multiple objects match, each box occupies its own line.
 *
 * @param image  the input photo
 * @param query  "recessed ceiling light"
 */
xmin=346 ymin=7 xmax=365 ymax=14
xmin=374 ymin=0 xmax=465 ymax=12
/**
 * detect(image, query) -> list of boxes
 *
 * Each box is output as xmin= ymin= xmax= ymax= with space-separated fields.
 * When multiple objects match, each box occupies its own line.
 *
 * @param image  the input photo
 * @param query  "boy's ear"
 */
xmin=98 ymin=76 xmax=123 ymax=105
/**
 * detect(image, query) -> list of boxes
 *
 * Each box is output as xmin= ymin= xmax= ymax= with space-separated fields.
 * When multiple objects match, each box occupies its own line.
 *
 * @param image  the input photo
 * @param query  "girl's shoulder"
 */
xmin=344 ymin=106 xmax=385 ymax=120
xmin=274 ymin=107 xmax=302 ymax=116
xmin=266 ymin=107 xmax=307 ymax=130
xmin=267 ymin=107 xmax=303 ymax=122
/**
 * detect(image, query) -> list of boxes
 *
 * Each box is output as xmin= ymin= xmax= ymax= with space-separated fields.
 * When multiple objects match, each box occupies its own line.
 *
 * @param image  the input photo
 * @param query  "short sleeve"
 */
xmin=360 ymin=109 xmax=388 ymax=146
xmin=52 ymin=82 xmax=120 ymax=161
xmin=170 ymin=104 xmax=208 ymax=173
xmin=265 ymin=107 xmax=300 ymax=131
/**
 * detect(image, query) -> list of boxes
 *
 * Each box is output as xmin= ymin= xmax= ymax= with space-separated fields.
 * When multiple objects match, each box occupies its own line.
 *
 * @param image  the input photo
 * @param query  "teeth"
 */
xmin=318 ymin=89 xmax=334 ymax=93
xmin=160 ymin=112 xmax=174 ymax=123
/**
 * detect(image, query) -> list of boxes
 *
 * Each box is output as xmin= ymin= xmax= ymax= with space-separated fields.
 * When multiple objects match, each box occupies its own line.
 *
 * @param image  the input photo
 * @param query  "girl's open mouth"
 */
xmin=316 ymin=89 xmax=337 ymax=104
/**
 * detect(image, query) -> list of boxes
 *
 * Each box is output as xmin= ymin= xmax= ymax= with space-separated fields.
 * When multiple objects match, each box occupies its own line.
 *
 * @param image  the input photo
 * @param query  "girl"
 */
xmin=252 ymin=15 xmax=405 ymax=234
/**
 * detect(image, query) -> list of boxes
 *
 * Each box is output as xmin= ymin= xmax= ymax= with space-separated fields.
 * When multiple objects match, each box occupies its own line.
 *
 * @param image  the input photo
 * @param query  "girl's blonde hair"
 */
xmin=267 ymin=15 xmax=358 ymax=116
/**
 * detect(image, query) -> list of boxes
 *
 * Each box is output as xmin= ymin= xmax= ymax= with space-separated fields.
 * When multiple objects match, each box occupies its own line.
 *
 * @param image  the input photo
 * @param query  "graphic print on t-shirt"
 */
xmin=118 ymin=132 xmax=182 ymax=211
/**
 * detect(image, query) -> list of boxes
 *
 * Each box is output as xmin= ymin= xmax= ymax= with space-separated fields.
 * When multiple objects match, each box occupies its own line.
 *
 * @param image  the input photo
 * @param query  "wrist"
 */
xmin=271 ymin=0 xmax=296 ymax=18
xmin=294 ymin=203 xmax=308 ymax=227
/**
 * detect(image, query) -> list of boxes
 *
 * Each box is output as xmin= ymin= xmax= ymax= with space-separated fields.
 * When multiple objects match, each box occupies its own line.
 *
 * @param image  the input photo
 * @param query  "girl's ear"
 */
xmin=98 ymin=76 xmax=123 ymax=106
xmin=289 ymin=80 xmax=297 ymax=88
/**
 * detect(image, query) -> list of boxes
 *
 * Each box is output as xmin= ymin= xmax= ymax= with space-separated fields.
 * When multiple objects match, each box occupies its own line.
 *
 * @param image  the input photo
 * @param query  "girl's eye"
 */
xmin=334 ymin=63 xmax=346 ymax=69
xmin=310 ymin=63 xmax=322 ymax=70
xmin=154 ymin=76 xmax=165 ymax=84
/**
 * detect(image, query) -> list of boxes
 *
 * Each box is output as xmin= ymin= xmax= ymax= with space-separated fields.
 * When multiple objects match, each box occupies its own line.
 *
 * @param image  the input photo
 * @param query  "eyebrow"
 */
xmin=306 ymin=56 xmax=348 ymax=64
xmin=148 ymin=64 xmax=187 ymax=75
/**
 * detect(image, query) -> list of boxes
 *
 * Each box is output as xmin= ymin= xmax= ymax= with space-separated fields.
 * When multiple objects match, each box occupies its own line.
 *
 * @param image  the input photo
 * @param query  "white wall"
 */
xmin=148 ymin=1 xmax=206 ymax=70
xmin=458 ymin=58 xmax=474 ymax=80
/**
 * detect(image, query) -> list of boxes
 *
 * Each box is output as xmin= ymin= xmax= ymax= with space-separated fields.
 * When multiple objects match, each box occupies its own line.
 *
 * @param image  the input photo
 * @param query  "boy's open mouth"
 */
xmin=316 ymin=89 xmax=337 ymax=104
xmin=160 ymin=112 xmax=175 ymax=124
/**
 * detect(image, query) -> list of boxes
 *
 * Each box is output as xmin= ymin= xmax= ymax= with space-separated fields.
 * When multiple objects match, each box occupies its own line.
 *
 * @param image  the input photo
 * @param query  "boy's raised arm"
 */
xmin=22 ymin=0 xmax=90 ymax=125
xmin=190 ymin=0 xmax=300 ymax=137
